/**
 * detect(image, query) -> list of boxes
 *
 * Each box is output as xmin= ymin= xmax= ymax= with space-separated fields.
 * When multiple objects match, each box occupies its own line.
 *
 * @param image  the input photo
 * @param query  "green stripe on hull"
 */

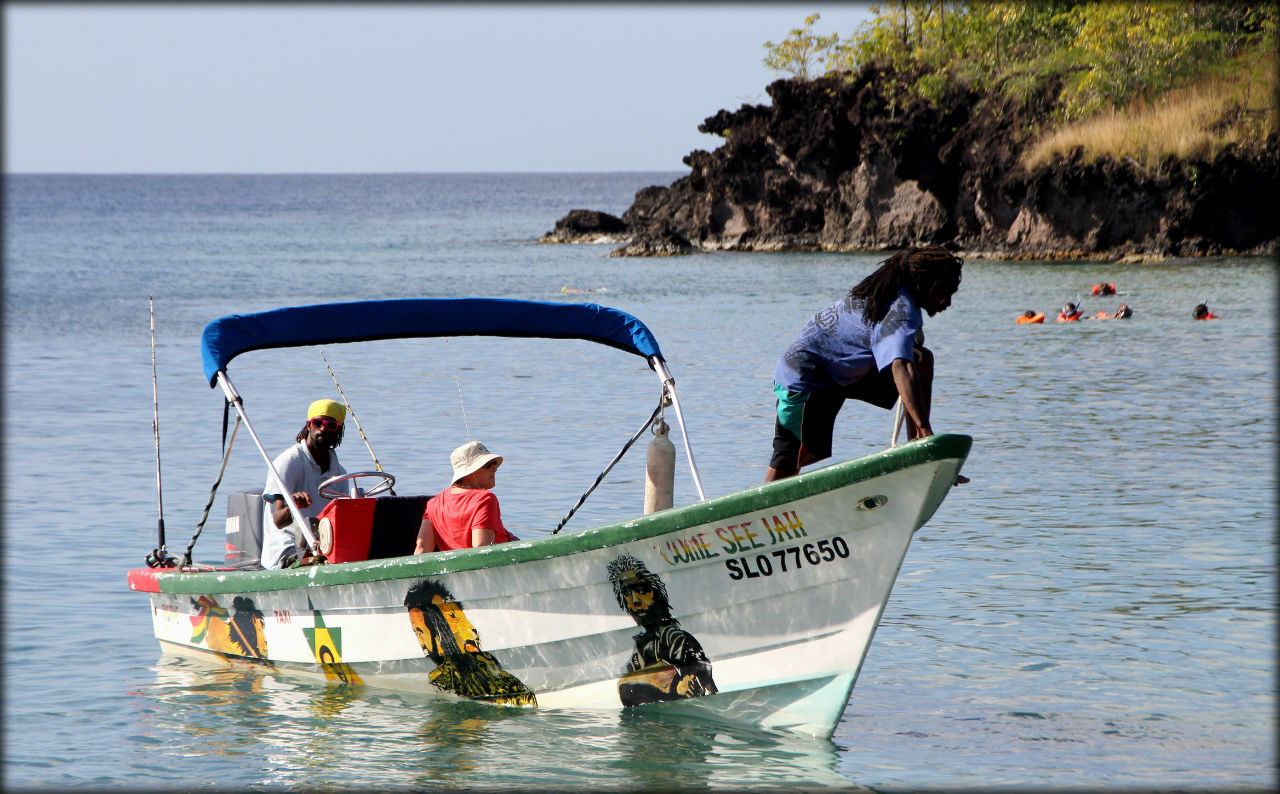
xmin=144 ymin=434 xmax=970 ymax=595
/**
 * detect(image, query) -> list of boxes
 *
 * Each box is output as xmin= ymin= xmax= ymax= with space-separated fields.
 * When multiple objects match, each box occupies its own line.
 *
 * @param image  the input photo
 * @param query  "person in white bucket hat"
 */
xmin=415 ymin=441 xmax=518 ymax=553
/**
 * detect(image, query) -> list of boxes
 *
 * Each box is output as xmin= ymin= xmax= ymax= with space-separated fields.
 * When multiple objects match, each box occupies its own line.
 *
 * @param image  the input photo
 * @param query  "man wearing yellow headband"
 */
xmin=260 ymin=398 xmax=348 ymax=569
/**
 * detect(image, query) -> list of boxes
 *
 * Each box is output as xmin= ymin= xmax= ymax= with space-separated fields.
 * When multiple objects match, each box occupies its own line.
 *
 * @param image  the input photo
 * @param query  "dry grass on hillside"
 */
xmin=1023 ymin=46 xmax=1278 ymax=170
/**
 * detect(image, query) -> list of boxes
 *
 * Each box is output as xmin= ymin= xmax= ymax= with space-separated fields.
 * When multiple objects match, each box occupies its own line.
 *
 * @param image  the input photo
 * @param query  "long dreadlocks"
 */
xmin=849 ymin=245 xmax=963 ymax=324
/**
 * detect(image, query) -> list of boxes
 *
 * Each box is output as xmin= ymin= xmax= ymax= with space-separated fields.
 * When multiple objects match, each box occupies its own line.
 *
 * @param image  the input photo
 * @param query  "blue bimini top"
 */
xmin=200 ymin=298 xmax=664 ymax=385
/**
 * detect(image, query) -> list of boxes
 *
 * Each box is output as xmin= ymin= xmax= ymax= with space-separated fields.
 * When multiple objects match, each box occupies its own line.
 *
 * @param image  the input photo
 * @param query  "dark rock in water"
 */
xmin=538 ymin=209 xmax=629 ymax=244
xmin=543 ymin=67 xmax=1278 ymax=259
xmin=606 ymin=220 xmax=695 ymax=257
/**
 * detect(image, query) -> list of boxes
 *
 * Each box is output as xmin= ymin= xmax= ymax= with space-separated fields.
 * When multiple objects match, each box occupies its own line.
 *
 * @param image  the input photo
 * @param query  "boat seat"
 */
xmin=315 ymin=495 xmax=428 ymax=564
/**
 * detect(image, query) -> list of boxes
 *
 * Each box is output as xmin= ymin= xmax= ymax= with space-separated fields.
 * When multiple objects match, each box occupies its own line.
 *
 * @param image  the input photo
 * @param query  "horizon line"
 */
xmin=4 ymin=169 xmax=690 ymax=177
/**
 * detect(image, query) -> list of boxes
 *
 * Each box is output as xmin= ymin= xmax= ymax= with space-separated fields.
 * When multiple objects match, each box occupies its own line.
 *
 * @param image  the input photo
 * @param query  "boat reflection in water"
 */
xmin=141 ymin=656 xmax=866 ymax=790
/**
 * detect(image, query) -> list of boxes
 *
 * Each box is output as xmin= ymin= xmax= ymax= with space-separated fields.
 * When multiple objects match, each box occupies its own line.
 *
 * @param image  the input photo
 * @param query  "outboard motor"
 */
xmin=224 ymin=490 xmax=265 ymax=569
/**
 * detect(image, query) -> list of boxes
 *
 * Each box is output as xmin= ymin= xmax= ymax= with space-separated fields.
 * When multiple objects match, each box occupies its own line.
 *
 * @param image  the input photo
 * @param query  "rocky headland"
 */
xmin=541 ymin=67 xmax=1278 ymax=260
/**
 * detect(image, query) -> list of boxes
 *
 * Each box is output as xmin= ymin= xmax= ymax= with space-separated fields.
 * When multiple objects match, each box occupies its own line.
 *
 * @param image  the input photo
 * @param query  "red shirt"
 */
xmin=424 ymin=487 xmax=514 ymax=550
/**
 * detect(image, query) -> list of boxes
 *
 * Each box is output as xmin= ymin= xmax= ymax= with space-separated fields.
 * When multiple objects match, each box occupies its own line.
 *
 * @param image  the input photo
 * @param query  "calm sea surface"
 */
xmin=3 ymin=173 xmax=1275 ymax=791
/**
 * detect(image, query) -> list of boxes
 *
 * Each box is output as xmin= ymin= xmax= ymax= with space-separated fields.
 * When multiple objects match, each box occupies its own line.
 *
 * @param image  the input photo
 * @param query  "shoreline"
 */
xmin=537 ymin=229 xmax=1277 ymax=263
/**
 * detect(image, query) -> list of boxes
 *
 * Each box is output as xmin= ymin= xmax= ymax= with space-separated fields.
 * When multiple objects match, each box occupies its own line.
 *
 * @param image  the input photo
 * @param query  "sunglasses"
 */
xmin=309 ymin=416 xmax=341 ymax=431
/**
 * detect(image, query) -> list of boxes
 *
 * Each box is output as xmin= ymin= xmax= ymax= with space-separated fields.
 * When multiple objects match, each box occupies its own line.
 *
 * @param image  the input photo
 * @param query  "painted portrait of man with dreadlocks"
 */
xmin=403 ymin=579 xmax=536 ymax=706
xmin=190 ymin=594 xmax=271 ymax=663
xmin=227 ymin=596 xmax=270 ymax=661
xmin=767 ymin=245 xmax=968 ymax=482
xmin=607 ymin=553 xmax=718 ymax=706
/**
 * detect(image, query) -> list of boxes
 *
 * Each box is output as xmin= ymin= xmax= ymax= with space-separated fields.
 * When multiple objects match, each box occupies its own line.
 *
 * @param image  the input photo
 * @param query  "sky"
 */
xmin=4 ymin=3 xmax=873 ymax=173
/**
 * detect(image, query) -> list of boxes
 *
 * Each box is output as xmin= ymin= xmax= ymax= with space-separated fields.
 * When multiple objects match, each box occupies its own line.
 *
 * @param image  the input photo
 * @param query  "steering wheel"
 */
xmin=318 ymin=471 xmax=396 ymax=499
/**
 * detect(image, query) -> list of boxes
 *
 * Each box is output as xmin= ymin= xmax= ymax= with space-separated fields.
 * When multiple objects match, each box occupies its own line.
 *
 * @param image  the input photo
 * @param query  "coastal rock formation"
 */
xmin=538 ymin=209 xmax=629 ymax=244
xmin=545 ymin=68 xmax=1279 ymax=259
xmin=606 ymin=221 xmax=696 ymax=257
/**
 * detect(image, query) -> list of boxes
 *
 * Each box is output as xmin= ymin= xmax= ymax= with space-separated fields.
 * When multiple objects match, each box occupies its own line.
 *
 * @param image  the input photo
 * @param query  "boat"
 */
xmin=127 ymin=297 xmax=971 ymax=738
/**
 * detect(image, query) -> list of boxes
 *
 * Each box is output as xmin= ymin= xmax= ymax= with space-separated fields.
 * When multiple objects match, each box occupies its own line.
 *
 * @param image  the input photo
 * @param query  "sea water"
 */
xmin=3 ymin=173 xmax=1275 ymax=790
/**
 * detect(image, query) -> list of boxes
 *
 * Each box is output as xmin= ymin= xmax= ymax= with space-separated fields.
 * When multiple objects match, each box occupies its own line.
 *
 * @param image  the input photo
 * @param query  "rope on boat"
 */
xmin=551 ymin=396 xmax=667 ymax=535
xmin=180 ymin=412 xmax=242 ymax=568
xmin=320 ymin=350 xmax=391 ymax=480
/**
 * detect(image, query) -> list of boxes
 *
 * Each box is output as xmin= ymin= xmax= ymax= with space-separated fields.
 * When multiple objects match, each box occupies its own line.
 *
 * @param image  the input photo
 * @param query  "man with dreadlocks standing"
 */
xmin=766 ymin=245 xmax=968 ymax=482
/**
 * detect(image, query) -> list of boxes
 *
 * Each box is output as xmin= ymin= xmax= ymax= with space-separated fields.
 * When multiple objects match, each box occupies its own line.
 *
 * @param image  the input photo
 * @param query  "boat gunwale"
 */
xmin=131 ymin=434 xmax=970 ymax=595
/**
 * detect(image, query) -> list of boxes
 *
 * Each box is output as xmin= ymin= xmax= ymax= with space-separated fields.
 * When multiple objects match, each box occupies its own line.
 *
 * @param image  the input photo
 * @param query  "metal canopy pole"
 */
xmin=214 ymin=371 xmax=320 ymax=553
xmin=650 ymin=357 xmax=706 ymax=501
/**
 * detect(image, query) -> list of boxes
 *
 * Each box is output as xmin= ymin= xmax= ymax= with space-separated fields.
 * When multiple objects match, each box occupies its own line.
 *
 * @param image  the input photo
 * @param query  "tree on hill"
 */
xmin=764 ymin=2 xmax=1277 ymax=119
xmin=762 ymin=13 xmax=840 ymax=80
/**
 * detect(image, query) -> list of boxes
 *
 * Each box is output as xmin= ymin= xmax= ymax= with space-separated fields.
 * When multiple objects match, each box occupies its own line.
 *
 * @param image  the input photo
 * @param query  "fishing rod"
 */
xmin=445 ymin=338 xmax=472 ymax=441
xmin=320 ymin=350 xmax=388 ymax=476
xmin=146 ymin=297 xmax=177 ymax=568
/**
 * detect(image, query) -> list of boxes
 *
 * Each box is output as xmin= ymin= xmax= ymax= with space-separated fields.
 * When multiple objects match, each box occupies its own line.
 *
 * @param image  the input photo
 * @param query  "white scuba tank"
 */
xmin=644 ymin=418 xmax=675 ymax=514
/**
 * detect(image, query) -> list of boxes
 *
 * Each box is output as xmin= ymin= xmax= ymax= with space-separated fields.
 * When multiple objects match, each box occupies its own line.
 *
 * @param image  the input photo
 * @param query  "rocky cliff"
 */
xmin=541 ymin=68 xmax=1278 ymax=259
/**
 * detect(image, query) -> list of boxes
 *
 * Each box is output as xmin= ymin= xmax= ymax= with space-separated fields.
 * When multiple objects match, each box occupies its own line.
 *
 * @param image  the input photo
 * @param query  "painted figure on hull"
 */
xmin=227 ymin=597 xmax=269 ymax=660
xmin=190 ymin=595 xmax=269 ymax=662
xmin=404 ymin=579 xmax=537 ymax=706
xmin=607 ymin=553 xmax=718 ymax=706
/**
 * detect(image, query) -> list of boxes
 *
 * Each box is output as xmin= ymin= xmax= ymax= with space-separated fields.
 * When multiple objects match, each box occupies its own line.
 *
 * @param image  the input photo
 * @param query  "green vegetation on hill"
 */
xmin=764 ymin=3 xmax=1277 ymax=168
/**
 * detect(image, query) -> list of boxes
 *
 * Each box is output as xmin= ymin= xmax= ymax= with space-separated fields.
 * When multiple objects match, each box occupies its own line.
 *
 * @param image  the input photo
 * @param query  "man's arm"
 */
xmin=890 ymin=357 xmax=932 ymax=439
xmin=271 ymin=491 xmax=312 ymax=528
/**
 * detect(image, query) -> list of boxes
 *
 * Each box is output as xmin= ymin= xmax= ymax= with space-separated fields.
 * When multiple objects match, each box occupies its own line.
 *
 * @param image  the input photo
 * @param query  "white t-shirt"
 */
xmin=260 ymin=441 xmax=345 ymax=569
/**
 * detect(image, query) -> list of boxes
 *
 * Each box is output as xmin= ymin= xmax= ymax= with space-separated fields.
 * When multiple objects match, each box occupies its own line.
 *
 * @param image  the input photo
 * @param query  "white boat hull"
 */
xmin=131 ymin=434 xmax=969 ymax=738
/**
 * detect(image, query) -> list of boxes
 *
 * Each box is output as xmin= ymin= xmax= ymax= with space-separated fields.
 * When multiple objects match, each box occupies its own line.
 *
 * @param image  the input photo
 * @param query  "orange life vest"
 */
xmin=1091 ymin=283 xmax=1116 ymax=295
xmin=1056 ymin=312 xmax=1082 ymax=322
xmin=1017 ymin=313 xmax=1045 ymax=324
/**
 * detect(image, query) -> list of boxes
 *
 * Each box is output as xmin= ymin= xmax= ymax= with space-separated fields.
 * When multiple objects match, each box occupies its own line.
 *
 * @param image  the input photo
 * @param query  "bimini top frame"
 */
xmin=201 ymin=298 xmax=707 ymax=552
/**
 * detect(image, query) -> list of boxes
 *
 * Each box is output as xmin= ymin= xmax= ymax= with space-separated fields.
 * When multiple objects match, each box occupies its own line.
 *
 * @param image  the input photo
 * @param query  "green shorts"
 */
xmin=769 ymin=364 xmax=900 ymax=471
